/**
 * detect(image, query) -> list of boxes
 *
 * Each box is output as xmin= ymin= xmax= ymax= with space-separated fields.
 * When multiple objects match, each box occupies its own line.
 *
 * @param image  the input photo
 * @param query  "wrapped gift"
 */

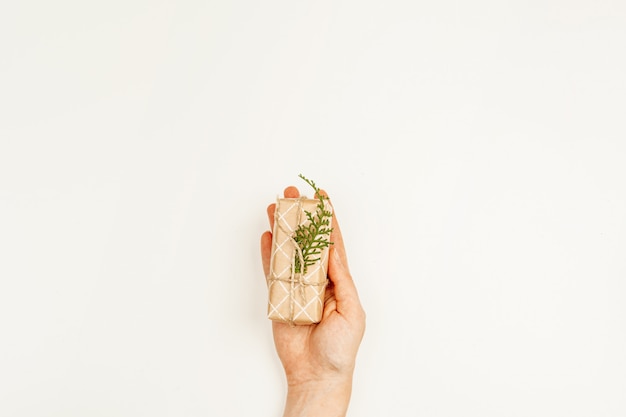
xmin=267 ymin=196 xmax=332 ymax=325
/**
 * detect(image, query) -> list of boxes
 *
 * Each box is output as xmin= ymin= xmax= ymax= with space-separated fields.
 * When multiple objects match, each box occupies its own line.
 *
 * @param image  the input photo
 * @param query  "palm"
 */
xmin=273 ymin=289 xmax=356 ymax=382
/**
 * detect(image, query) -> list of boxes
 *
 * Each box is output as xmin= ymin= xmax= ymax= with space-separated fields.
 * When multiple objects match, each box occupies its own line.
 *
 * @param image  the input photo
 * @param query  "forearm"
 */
xmin=283 ymin=376 xmax=353 ymax=417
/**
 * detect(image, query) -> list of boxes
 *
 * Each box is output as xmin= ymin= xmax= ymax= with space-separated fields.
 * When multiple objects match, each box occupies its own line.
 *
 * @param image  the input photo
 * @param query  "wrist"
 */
xmin=283 ymin=375 xmax=353 ymax=417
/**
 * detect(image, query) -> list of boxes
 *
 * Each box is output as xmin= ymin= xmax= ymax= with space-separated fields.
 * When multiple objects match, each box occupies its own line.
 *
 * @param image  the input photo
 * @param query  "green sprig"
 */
xmin=293 ymin=174 xmax=333 ymax=274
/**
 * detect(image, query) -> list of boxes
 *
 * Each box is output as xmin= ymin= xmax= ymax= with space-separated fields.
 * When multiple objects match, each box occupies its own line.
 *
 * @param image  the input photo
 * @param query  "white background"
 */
xmin=1 ymin=1 xmax=625 ymax=416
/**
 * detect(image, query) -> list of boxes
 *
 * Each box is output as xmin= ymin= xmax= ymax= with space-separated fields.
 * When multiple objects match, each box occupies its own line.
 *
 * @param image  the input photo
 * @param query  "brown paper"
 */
xmin=267 ymin=197 xmax=331 ymax=325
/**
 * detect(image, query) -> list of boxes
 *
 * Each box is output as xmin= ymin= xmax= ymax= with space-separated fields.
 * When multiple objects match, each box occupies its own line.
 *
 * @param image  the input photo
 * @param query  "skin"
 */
xmin=261 ymin=186 xmax=366 ymax=417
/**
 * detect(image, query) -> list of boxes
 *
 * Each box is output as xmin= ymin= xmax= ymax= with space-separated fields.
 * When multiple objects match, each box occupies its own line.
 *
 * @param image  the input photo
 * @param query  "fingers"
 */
xmin=284 ymin=186 xmax=300 ymax=199
xmin=260 ymin=231 xmax=272 ymax=277
xmin=267 ymin=204 xmax=276 ymax=232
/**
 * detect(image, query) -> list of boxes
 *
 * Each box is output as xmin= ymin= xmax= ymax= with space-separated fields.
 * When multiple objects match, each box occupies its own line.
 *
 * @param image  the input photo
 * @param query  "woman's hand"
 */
xmin=261 ymin=185 xmax=366 ymax=417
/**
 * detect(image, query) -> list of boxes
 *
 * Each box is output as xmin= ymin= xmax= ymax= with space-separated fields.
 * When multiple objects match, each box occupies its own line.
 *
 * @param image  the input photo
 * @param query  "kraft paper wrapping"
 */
xmin=267 ymin=197 xmax=331 ymax=325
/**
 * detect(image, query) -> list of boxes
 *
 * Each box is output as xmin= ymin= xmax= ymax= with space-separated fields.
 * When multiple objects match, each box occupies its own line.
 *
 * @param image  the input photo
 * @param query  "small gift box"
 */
xmin=267 ymin=196 xmax=332 ymax=325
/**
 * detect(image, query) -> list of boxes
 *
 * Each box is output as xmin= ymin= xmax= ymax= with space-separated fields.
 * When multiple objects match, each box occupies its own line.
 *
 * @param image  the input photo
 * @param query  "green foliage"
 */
xmin=293 ymin=174 xmax=333 ymax=274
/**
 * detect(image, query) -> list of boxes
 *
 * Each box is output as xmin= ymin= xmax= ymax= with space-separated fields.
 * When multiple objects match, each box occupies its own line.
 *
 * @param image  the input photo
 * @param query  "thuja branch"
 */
xmin=293 ymin=174 xmax=333 ymax=274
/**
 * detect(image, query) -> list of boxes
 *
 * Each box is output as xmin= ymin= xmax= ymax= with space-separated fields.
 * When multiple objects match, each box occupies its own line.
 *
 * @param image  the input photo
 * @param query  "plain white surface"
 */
xmin=1 ymin=1 xmax=625 ymax=416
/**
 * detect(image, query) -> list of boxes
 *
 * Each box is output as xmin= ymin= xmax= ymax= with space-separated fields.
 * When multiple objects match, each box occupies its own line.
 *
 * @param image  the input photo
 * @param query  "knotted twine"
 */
xmin=269 ymin=197 xmax=328 ymax=326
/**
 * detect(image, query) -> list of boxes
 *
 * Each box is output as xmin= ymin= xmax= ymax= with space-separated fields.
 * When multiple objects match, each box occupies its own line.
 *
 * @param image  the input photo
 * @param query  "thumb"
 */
xmin=327 ymin=246 xmax=362 ymax=319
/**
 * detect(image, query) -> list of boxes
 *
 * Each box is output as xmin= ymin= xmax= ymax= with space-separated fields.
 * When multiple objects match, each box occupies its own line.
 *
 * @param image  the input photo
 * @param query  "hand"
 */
xmin=261 ymin=186 xmax=366 ymax=417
